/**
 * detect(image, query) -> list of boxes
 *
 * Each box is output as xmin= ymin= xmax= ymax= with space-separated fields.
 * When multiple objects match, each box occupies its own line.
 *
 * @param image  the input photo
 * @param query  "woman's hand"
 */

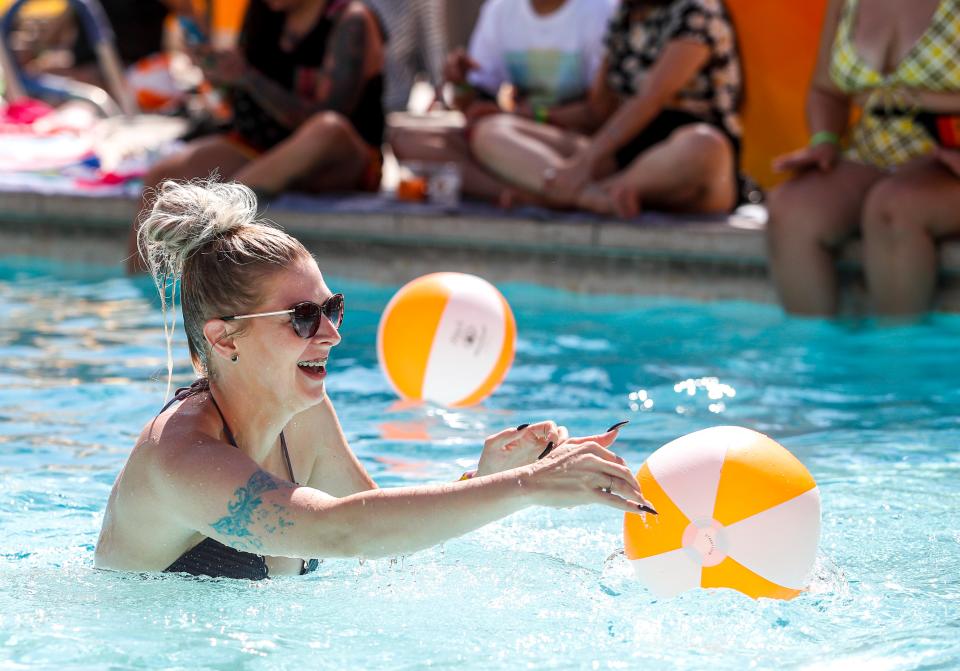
xmin=195 ymin=47 xmax=249 ymax=88
xmin=525 ymin=440 xmax=655 ymax=514
xmin=935 ymin=147 xmax=960 ymax=179
xmin=476 ymin=422 xmax=632 ymax=477
xmin=476 ymin=421 xmax=567 ymax=477
xmin=443 ymin=48 xmax=479 ymax=86
xmin=772 ymin=142 xmax=839 ymax=174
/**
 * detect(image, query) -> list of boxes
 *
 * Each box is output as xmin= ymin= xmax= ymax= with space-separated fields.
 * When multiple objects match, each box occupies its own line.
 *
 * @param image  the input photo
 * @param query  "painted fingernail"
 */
xmin=516 ymin=423 xmax=530 ymax=431
xmin=638 ymin=504 xmax=658 ymax=515
xmin=536 ymin=441 xmax=555 ymax=460
xmin=607 ymin=420 xmax=630 ymax=433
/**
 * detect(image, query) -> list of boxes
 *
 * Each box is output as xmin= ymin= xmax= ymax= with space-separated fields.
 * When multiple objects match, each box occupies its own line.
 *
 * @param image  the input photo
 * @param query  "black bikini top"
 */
xmin=160 ymin=379 xmax=318 ymax=579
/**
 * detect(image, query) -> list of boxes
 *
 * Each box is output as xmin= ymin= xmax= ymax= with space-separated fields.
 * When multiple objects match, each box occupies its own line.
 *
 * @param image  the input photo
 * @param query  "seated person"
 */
xmin=766 ymin=0 xmax=960 ymax=318
xmin=97 ymin=179 xmax=652 ymax=578
xmin=389 ymin=0 xmax=617 ymax=207
xmin=468 ymin=0 xmax=745 ymax=219
xmin=129 ymin=0 xmax=385 ymax=271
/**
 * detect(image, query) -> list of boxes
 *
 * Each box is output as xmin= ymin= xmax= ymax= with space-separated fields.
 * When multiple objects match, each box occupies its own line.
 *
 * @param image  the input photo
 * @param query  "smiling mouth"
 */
xmin=297 ymin=359 xmax=328 ymax=377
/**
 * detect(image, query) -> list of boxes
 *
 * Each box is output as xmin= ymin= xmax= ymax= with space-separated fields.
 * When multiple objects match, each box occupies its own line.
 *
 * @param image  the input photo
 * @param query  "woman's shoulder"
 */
xmin=332 ymin=1 xmax=386 ymax=43
xmin=133 ymin=396 xmax=230 ymax=475
xmin=337 ymin=1 xmax=381 ymax=25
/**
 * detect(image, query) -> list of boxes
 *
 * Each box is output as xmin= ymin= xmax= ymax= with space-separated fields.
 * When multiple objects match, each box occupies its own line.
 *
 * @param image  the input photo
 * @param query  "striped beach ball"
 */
xmin=377 ymin=273 xmax=516 ymax=407
xmin=624 ymin=426 xmax=820 ymax=600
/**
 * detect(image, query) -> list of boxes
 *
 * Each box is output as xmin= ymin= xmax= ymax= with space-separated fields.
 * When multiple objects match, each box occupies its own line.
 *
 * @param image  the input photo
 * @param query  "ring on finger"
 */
xmin=600 ymin=476 xmax=613 ymax=494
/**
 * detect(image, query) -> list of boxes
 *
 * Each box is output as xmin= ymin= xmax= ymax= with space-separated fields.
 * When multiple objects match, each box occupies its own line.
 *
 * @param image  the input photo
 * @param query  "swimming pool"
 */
xmin=1 ymin=257 xmax=958 ymax=670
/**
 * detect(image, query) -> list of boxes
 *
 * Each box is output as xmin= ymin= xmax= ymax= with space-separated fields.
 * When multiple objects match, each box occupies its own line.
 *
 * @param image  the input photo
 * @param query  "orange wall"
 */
xmin=726 ymin=0 xmax=828 ymax=189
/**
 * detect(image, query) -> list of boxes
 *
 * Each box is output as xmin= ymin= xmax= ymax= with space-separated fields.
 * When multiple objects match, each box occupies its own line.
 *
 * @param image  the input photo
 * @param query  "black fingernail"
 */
xmin=516 ymin=423 xmax=530 ymax=431
xmin=637 ymin=504 xmax=658 ymax=515
xmin=607 ymin=420 xmax=630 ymax=433
xmin=536 ymin=441 xmax=555 ymax=460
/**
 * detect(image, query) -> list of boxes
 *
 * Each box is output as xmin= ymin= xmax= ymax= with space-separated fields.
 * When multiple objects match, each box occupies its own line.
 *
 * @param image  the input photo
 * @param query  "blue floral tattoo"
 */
xmin=210 ymin=470 xmax=293 ymax=550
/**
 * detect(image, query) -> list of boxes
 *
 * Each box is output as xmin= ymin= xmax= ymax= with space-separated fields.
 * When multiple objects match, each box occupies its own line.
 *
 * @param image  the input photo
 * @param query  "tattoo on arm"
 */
xmin=323 ymin=14 xmax=369 ymax=115
xmin=210 ymin=470 xmax=295 ymax=552
xmin=244 ymin=70 xmax=318 ymax=130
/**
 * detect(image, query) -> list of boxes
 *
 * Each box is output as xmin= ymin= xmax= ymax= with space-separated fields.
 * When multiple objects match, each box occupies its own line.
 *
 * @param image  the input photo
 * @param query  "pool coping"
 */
xmin=2 ymin=189 xmax=959 ymax=310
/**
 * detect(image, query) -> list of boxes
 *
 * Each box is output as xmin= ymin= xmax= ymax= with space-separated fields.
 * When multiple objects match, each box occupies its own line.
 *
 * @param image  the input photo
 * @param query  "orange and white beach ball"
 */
xmin=377 ymin=272 xmax=516 ymax=407
xmin=624 ymin=426 xmax=820 ymax=600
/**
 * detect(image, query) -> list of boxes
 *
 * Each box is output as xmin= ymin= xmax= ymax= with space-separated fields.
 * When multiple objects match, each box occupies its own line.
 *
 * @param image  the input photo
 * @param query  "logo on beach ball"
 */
xmin=377 ymin=272 xmax=516 ymax=407
xmin=624 ymin=426 xmax=821 ymax=600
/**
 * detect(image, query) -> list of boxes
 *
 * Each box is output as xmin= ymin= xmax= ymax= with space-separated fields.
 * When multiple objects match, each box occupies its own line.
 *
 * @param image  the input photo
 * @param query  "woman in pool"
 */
xmin=766 ymin=0 xmax=960 ymax=317
xmin=95 ymin=180 xmax=651 ymax=579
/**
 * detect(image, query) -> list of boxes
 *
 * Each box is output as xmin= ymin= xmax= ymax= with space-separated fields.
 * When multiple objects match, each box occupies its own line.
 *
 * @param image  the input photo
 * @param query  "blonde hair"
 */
xmin=138 ymin=179 xmax=310 ymax=396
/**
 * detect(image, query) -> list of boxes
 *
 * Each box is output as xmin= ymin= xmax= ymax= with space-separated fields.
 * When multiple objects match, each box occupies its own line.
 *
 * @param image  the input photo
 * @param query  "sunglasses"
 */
xmin=220 ymin=293 xmax=344 ymax=338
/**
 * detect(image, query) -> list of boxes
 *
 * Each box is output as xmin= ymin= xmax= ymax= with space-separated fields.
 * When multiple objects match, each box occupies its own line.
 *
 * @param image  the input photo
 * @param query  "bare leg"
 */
xmin=861 ymin=158 xmax=960 ymax=317
xmin=234 ymin=112 xmax=374 ymax=194
xmin=469 ymin=114 xmax=599 ymax=196
xmin=576 ymin=125 xmax=736 ymax=218
xmin=389 ymin=123 xmax=544 ymax=206
xmin=766 ymin=160 xmax=884 ymax=316
xmin=128 ymin=135 xmax=253 ymax=273
xmin=390 ymin=125 xmax=514 ymax=202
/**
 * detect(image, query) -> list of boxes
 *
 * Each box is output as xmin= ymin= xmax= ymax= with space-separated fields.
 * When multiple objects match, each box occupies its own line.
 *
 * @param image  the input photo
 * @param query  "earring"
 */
xmin=231 ymin=354 xmax=239 ymax=362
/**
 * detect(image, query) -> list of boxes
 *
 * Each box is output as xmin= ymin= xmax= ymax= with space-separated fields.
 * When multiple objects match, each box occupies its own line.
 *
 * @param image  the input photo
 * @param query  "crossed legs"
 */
xmin=388 ymin=117 xmax=561 ymax=206
xmin=470 ymin=116 xmax=736 ymax=217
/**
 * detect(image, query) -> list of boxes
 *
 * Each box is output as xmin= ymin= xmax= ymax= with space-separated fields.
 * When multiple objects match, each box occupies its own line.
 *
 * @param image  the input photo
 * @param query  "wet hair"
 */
xmin=138 ymin=179 xmax=310 ymax=395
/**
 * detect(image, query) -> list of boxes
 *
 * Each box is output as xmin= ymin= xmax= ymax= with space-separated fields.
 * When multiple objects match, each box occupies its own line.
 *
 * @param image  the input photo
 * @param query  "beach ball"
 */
xmin=624 ymin=426 xmax=820 ymax=600
xmin=377 ymin=272 xmax=516 ymax=407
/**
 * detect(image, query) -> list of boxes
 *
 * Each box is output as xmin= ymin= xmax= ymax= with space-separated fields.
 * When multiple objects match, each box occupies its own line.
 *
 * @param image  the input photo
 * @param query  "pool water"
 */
xmin=1 ymin=257 xmax=958 ymax=670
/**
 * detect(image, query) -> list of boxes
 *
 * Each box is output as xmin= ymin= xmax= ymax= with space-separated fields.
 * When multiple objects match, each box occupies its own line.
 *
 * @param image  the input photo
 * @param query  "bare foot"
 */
xmin=577 ymin=182 xmax=641 ymax=219
xmin=498 ymin=187 xmax=547 ymax=210
xmin=607 ymin=181 xmax=642 ymax=218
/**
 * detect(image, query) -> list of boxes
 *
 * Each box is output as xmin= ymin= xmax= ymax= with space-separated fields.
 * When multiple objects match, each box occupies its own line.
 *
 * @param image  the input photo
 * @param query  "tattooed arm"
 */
xmin=150 ymin=429 xmax=645 ymax=560
xmin=237 ymin=3 xmax=380 ymax=130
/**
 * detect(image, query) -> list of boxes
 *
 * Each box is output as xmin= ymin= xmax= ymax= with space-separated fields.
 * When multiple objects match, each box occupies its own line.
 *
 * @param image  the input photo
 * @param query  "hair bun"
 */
xmin=138 ymin=179 xmax=260 ymax=276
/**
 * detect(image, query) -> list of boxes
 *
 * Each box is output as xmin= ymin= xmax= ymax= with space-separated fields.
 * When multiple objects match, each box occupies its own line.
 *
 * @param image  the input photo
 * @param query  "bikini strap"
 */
xmin=280 ymin=432 xmax=296 ymax=484
xmin=207 ymin=391 xmax=239 ymax=448
xmin=199 ymin=386 xmax=295 ymax=483
xmin=158 ymin=378 xmax=211 ymax=415
xmin=160 ymin=377 xmax=295 ymax=482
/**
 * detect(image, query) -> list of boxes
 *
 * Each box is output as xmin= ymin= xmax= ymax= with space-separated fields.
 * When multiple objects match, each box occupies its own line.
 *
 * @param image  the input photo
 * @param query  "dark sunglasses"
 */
xmin=220 ymin=293 xmax=344 ymax=338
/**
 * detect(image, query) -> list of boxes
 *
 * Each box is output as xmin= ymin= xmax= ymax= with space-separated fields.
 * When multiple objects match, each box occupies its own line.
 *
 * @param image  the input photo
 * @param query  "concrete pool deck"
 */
xmin=2 ymin=188 xmax=960 ymax=311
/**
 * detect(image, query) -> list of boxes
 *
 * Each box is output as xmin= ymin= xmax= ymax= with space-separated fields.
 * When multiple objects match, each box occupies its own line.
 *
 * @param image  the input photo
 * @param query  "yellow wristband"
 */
xmin=809 ymin=131 xmax=840 ymax=147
